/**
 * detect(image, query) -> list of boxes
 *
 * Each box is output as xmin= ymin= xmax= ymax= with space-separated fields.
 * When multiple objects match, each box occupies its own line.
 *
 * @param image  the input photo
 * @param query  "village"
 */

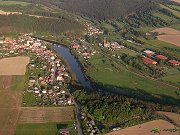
xmin=0 ymin=35 xmax=73 ymax=106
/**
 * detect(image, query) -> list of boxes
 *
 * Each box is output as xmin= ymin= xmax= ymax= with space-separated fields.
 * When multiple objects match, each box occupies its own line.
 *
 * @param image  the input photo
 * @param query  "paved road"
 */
xmin=74 ymin=99 xmax=83 ymax=135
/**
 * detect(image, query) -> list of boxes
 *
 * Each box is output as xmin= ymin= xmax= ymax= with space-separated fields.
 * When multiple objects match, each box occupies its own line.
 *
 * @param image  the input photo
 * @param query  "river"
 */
xmin=53 ymin=44 xmax=92 ymax=89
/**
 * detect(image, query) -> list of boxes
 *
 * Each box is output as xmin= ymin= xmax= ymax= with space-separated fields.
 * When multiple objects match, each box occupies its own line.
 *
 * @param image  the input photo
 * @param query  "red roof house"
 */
xmin=71 ymin=44 xmax=80 ymax=49
xmin=143 ymin=57 xmax=157 ymax=65
xmin=156 ymin=55 xmax=167 ymax=60
xmin=168 ymin=60 xmax=180 ymax=66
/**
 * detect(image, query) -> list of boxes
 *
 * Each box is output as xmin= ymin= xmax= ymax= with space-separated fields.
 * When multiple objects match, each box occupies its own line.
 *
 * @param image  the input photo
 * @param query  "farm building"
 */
xmin=168 ymin=60 xmax=180 ymax=66
xmin=156 ymin=55 xmax=168 ymax=60
xmin=143 ymin=57 xmax=157 ymax=65
xmin=143 ymin=50 xmax=155 ymax=56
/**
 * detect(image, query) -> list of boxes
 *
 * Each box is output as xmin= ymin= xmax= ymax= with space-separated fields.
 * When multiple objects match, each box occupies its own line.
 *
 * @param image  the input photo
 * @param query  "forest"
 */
xmin=0 ymin=14 xmax=83 ymax=34
xmin=73 ymin=90 xmax=179 ymax=133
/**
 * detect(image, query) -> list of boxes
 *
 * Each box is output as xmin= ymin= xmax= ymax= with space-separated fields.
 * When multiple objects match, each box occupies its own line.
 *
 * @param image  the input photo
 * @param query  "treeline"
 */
xmin=125 ymin=11 xmax=168 ymax=28
xmin=0 ymin=14 xmax=83 ymax=34
xmin=74 ymin=90 xmax=179 ymax=133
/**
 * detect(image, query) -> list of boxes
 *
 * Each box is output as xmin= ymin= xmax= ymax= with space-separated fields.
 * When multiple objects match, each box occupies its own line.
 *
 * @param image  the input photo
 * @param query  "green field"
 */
xmin=115 ymin=48 xmax=138 ymax=56
xmin=11 ymin=75 xmax=27 ymax=91
xmin=153 ymin=11 xmax=178 ymax=23
xmin=160 ymin=4 xmax=180 ymax=17
xmin=0 ymin=0 xmax=30 ymax=6
xmin=86 ymin=54 xmax=179 ymax=104
xmin=15 ymin=122 xmax=77 ymax=135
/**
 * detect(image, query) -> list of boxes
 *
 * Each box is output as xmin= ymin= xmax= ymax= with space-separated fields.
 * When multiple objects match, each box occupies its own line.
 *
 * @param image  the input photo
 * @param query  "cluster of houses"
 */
xmin=99 ymin=38 xmax=125 ymax=50
xmin=81 ymin=113 xmax=99 ymax=135
xmin=84 ymin=22 xmax=104 ymax=36
xmin=0 ymin=38 xmax=21 ymax=57
xmin=142 ymin=50 xmax=180 ymax=66
xmin=1 ymin=35 xmax=73 ymax=106
xmin=71 ymin=43 xmax=96 ymax=60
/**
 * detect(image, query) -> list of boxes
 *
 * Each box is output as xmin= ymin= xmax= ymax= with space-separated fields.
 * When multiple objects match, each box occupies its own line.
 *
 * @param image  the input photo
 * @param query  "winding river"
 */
xmin=53 ymin=44 xmax=92 ymax=89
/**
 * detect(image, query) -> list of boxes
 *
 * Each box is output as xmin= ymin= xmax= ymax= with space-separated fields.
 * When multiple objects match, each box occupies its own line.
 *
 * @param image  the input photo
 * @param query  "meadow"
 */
xmin=86 ymin=54 xmax=179 ymax=104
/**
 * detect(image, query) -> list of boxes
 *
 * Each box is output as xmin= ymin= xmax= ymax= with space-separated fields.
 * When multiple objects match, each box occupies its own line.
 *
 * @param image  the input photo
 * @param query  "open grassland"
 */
xmin=0 ymin=75 xmax=26 ymax=135
xmin=0 ymin=0 xmax=30 ymax=6
xmin=18 ymin=107 xmax=75 ymax=124
xmin=105 ymin=119 xmax=179 ymax=135
xmin=150 ymin=27 xmax=180 ymax=47
xmin=15 ymin=122 xmax=77 ymax=135
xmin=157 ymin=111 xmax=180 ymax=126
xmin=87 ymin=54 xmax=179 ymax=104
xmin=0 ymin=56 xmax=30 ymax=75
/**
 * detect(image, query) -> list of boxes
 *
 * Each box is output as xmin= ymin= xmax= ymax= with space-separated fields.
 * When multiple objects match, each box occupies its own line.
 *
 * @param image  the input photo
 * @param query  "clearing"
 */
xmin=0 ymin=56 xmax=30 ymax=75
xmin=18 ymin=107 xmax=75 ymax=124
xmin=105 ymin=119 xmax=179 ymax=135
xmin=150 ymin=27 xmax=180 ymax=47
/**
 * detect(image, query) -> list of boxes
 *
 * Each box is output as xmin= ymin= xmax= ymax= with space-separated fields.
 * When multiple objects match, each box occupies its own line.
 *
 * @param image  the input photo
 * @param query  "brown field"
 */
xmin=172 ymin=0 xmax=180 ymax=4
xmin=157 ymin=111 xmax=180 ymax=126
xmin=151 ymin=27 xmax=180 ymax=47
xmin=0 ymin=76 xmax=24 ymax=135
xmin=0 ymin=56 xmax=30 ymax=75
xmin=105 ymin=120 xmax=179 ymax=135
xmin=18 ymin=107 xmax=75 ymax=124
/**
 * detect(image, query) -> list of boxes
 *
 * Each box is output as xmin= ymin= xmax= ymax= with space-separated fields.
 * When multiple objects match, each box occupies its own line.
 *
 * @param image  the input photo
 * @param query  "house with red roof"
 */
xmin=71 ymin=44 xmax=80 ymax=49
xmin=168 ymin=60 xmax=180 ymax=66
xmin=156 ymin=55 xmax=167 ymax=60
xmin=143 ymin=57 xmax=157 ymax=65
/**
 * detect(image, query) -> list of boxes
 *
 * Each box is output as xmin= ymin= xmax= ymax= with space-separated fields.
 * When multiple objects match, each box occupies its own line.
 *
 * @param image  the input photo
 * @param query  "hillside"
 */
xmin=55 ymin=0 xmax=160 ymax=19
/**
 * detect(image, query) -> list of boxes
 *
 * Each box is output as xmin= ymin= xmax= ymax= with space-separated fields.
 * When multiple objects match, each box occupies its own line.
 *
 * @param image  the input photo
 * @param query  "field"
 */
xmin=172 ymin=0 xmax=180 ymax=4
xmin=105 ymin=119 xmax=179 ymax=135
xmin=160 ymin=4 xmax=180 ymax=17
xmin=0 ymin=56 xmax=30 ymax=75
xmin=18 ymin=107 xmax=75 ymax=124
xmin=16 ymin=122 xmax=77 ymax=135
xmin=157 ymin=111 xmax=180 ymax=126
xmin=86 ymin=54 xmax=179 ymax=104
xmin=0 ymin=76 xmax=25 ymax=135
xmin=150 ymin=27 xmax=180 ymax=47
xmin=0 ymin=0 xmax=30 ymax=6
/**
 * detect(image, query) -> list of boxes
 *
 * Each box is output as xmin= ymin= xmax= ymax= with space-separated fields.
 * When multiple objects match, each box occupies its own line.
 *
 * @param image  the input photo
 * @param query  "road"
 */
xmin=74 ymin=99 xmax=83 ymax=135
